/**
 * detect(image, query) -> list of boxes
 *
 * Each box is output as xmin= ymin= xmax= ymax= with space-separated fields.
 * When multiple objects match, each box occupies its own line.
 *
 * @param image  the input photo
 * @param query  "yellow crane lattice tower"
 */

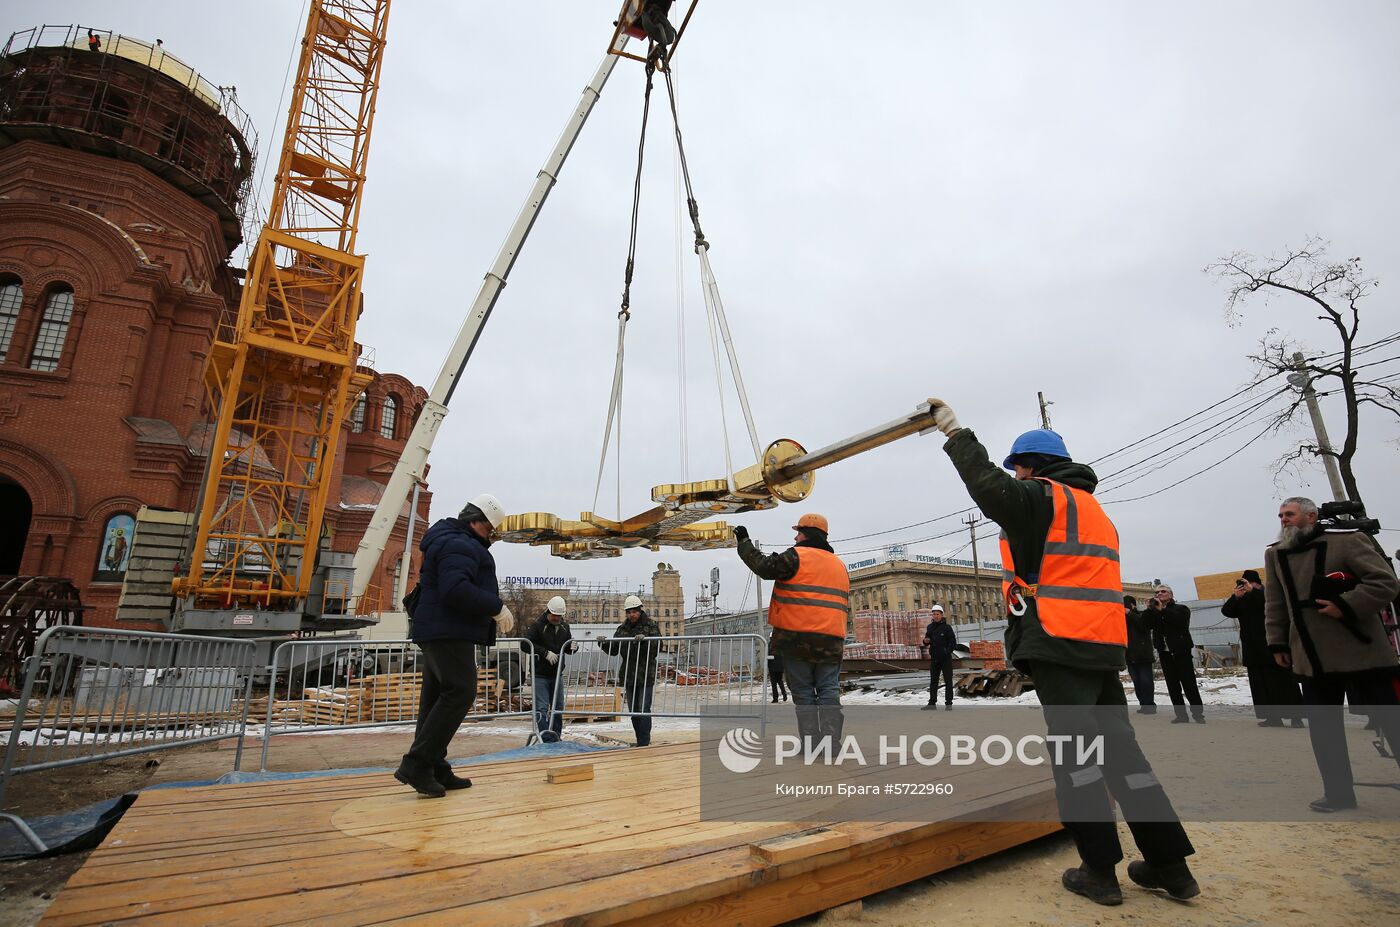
xmin=175 ymin=0 xmax=391 ymax=609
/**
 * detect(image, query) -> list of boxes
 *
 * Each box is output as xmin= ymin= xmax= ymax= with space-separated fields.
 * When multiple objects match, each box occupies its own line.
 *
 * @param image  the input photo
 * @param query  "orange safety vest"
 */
xmin=1000 ymin=478 xmax=1126 ymax=646
xmin=770 ymin=547 xmax=850 ymax=638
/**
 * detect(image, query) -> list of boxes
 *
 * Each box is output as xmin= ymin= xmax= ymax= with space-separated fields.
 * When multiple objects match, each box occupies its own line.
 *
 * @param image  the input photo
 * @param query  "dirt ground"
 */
xmin=4 ymin=719 xmax=1400 ymax=927
xmin=798 ymin=822 xmax=1400 ymax=927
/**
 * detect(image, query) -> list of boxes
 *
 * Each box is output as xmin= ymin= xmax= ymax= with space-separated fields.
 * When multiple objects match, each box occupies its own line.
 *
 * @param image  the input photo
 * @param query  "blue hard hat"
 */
xmin=1002 ymin=429 xmax=1070 ymax=470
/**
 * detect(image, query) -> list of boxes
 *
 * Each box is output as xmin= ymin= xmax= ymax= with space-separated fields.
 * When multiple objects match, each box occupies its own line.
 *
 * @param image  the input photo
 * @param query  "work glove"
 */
xmin=546 ymin=651 xmax=559 ymax=665
xmin=493 ymin=604 xmax=515 ymax=635
xmin=733 ymin=525 xmax=750 ymax=542
xmin=926 ymin=397 xmax=961 ymax=436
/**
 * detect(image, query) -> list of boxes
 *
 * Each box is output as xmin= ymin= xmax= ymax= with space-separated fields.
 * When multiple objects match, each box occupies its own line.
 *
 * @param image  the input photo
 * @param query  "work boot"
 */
xmin=394 ymin=765 xmax=446 ymax=798
xmin=921 ymin=702 xmax=938 ymax=711
xmin=944 ymin=703 xmax=953 ymax=710
xmin=1126 ymin=860 xmax=1200 ymax=900
xmin=1309 ymin=796 xmax=1358 ymax=813
xmin=1291 ymin=718 xmax=1305 ymax=728
xmin=1193 ymin=714 xmax=1206 ymax=724
xmin=435 ymin=767 xmax=473 ymax=791
xmin=1170 ymin=716 xmax=1190 ymax=724
xmin=1061 ymin=865 xmax=1123 ymax=905
xmin=1258 ymin=719 xmax=1284 ymax=727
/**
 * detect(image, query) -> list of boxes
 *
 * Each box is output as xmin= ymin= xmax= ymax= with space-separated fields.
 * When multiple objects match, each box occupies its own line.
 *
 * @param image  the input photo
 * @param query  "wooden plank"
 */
xmin=545 ymin=764 xmax=594 ymax=784
xmin=38 ymin=743 xmax=1058 ymax=927
xmin=750 ymin=828 xmax=850 ymax=864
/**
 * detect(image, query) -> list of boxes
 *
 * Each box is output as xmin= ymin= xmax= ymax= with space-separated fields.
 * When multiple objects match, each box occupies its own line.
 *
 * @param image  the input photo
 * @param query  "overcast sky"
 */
xmin=9 ymin=2 xmax=1399 ymax=610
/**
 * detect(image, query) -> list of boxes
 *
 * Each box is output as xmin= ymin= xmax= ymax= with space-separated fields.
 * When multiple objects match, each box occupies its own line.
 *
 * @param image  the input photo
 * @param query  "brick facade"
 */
xmin=0 ymin=49 xmax=430 ymax=627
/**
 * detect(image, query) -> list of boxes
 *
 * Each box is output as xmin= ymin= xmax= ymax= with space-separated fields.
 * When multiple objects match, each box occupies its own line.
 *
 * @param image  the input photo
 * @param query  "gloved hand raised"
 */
xmin=926 ymin=397 xmax=961 ymax=436
xmin=546 ymin=651 xmax=558 ymax=665
xmin=493 ymin=604 xmax=515 ymax=635
xmin=733 ymin=525 xmax=750 ymax=542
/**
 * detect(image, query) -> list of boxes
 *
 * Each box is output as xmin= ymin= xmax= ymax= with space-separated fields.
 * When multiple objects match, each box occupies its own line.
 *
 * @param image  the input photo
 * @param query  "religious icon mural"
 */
xmin=94 ymin=513 xmax=135 ymax=581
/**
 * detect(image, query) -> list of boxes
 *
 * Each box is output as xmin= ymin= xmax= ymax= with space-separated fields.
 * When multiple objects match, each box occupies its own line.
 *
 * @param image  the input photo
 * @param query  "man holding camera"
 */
xmin=1265 ymin=497 xmax=1400 ymax=812
xmin=1148 ymin=586 xmax=1204 ymax=723
xmin=1222 ymin=570 xmax=1303 ymax=727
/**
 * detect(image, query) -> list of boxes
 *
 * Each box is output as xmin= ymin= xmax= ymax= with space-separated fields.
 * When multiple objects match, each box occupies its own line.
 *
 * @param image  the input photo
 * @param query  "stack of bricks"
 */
xmin=851 ymin=610 xmax=935 ymax=653
xmin=968 ymin=640 xmax=1006 ymax=671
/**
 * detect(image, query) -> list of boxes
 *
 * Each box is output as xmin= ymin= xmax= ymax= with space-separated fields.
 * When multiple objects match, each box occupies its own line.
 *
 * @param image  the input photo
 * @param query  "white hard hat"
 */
xmin=930 ymin=604 xmax=945 ymax=613
xmin=547 ymin=595 xmax=567 ymax=616
xmin=623 ymin=594 xmax=643 ymax=610
xmin=469 ymin=493 xmax=507 ymax=529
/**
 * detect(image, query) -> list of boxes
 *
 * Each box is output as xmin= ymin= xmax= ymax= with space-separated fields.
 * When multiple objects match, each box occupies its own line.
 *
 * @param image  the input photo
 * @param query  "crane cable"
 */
xmin=661 ymin=64 xmax=763 ymax=467
xmin=593 ymin=50 xmax=765 ymax=512
xmin=591 ymin=61 xmax=658 ymax=515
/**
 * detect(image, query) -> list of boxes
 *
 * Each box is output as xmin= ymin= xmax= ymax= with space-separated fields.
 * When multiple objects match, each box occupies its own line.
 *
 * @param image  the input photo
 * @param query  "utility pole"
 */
xmin=964 ymin=514 xmax=985 ymax=641
xmin=1289 ymin=352 xmax=1347 ymax=502
xmin=1037 ymin=392 xmax=1053 ymax=429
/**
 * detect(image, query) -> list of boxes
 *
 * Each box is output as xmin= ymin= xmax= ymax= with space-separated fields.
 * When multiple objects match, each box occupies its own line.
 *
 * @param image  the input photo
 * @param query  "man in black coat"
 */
xmin=767 ymin=648 xmax=788 ymax=703
xmin=1222 ymin=570 xmax=1302 ymax=727
xmin=396 ymin=494 xmax=514 ymax=797
xmin=921 ymin=605 xmax=957 ymax=710
xmin=1147 ymin=586 xmax=1204 ymax=723
xmin=1123 ymin=596 xmax=1156 ymax=714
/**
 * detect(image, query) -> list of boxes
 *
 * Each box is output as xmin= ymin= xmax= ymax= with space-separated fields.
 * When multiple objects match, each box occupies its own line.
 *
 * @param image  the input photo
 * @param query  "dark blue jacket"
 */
xmin=411 ymin=517 xmax=503 ymax=645
xmin=924 ymin=620 xmax=957 ymax=664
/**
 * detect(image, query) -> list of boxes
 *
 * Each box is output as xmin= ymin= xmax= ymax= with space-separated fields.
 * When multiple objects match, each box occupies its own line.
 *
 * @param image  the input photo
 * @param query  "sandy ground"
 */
xmin=5 ymin=670 xmax=1400 ymax=926
xmin=793 ymin=821 xmax=1400 ymax=927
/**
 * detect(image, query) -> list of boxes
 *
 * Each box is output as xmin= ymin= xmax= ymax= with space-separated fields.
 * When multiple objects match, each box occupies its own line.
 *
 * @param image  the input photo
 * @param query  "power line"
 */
xmin=1101 ymin=418 xmax=1278 ymax=506
xmin=830 ymin=506 xmax=977 ymax=543
xmin=1097 ymin=387 xmax=1290 ymax=485
xmin=1088 ymin=374 xmax=1285 ymax=466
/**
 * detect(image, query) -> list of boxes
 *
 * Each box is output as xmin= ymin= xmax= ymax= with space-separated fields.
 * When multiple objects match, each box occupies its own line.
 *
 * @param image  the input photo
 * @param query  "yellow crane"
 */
xmin=172 ymin=1 xmax=390 ymax=627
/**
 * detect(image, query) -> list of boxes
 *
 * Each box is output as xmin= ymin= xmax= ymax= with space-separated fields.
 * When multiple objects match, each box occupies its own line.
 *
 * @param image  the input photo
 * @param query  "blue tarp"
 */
xmin=1 ymin=739 xmax=613 ymax=859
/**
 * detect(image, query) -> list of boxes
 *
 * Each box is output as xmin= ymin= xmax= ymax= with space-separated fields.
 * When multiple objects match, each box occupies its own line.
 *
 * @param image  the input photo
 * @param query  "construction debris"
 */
xmin=957 ymin=669 xmax=1032 ymax=698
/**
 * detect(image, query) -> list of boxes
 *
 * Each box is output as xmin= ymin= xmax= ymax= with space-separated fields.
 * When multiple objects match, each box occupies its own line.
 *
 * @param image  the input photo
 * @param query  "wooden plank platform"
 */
xmin=39 ymin=741 xmax=1060 ymax=926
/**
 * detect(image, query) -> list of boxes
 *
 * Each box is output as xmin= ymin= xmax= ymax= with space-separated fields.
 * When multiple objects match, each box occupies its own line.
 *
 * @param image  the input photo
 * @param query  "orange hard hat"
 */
xmin=793 ymin=513 xmax=829 ymax=534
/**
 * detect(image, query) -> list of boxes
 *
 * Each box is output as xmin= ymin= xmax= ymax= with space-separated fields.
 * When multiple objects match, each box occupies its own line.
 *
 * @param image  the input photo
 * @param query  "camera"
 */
xmin=1318 ymin=500 xmax=1382 ymax=535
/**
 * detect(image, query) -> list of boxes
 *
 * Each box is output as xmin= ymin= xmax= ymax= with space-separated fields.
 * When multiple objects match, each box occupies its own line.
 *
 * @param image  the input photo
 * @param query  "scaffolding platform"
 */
xmin=38 ymin=742 xmax=1060 ymax=926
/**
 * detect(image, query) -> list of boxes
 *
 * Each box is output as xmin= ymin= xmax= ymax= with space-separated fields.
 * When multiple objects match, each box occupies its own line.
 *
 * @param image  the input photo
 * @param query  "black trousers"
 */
xmin=1158 ymin=649 xmax=1203 ymax=720
xmin=769 ymin=666 xmax=788 ymax=701
xmin=1298 ymin=669 xmax=1400 ymax=803
xmin=623 ymin=676 xmax=655 ymax=747
xmin=1030 ymin=660 xmax=1195 ymax=868
xmin=1126 ymin=662 xmax=1156 ymax=709
xmin=402 ymin=640 xmax=478 ymax=773
xmin=1245 ymin=661 xmax=1303 ymax=722
xmin=928 ymin=657 xmax=954 ymax=705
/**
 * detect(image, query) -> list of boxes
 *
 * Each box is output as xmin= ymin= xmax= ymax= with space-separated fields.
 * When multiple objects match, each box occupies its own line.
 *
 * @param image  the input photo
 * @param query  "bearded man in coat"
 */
xmin=1265 ymin=496 xmax=1400 ymax=812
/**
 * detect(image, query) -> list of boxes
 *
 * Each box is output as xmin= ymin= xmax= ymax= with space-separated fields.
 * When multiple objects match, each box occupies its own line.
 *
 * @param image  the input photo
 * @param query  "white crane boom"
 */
xmin=351 ymin=37 xmax=629 ymax=604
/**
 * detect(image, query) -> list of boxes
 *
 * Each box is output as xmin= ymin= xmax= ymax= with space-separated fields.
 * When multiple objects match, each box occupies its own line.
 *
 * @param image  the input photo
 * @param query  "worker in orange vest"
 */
xmin=926 ymin=398 xmax=1199 ymax=907
xmin=87 ymin=30 xmax=102 ymax=52
xmin=734 ymin=513 xmax=849 ymax=747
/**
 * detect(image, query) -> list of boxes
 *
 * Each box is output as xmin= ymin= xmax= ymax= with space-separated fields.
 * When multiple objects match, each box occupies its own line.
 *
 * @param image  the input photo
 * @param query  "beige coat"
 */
xmin=1264 ymin=528 xmax=1400 ymax=677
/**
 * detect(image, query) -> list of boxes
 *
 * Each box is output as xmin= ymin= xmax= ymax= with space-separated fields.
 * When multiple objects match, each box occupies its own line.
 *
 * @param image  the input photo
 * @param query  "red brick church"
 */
xmin=0 ymin=27 xmax=430 ymax=627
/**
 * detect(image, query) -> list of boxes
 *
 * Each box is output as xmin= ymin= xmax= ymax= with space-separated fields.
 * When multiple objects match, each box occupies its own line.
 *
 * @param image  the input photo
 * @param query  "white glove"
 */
xmin=546 ymin=651 xmax=559 ymax=665
xmin=493 ymin=604 xmax=515 ymax=635
xmin=926 ymin=397 xmax=961 ymax=436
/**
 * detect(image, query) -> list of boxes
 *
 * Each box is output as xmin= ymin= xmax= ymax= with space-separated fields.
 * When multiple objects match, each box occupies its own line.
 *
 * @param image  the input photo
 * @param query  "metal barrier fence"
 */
xmin=0 ymin=626 xmax=257 ymax=852
xmin=258 ymin=637 xmax=537 ymax=771
xmin=543 ymin=633 xmax=769 ymax=733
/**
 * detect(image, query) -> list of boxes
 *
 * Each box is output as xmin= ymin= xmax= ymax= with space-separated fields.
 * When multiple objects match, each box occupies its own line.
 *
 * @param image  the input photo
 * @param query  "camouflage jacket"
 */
xmin=769 ymin=627 xmax=845 ymax=665
xmin=599 ymin=613 xmax=662 ymax=685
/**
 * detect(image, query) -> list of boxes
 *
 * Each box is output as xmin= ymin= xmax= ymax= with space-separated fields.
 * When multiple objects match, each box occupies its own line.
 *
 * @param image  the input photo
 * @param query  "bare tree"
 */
xmin=498 ymin=581 xmax=549 ymax=629
xmin=1207 ymin=237 xmax=1399 ymax=504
